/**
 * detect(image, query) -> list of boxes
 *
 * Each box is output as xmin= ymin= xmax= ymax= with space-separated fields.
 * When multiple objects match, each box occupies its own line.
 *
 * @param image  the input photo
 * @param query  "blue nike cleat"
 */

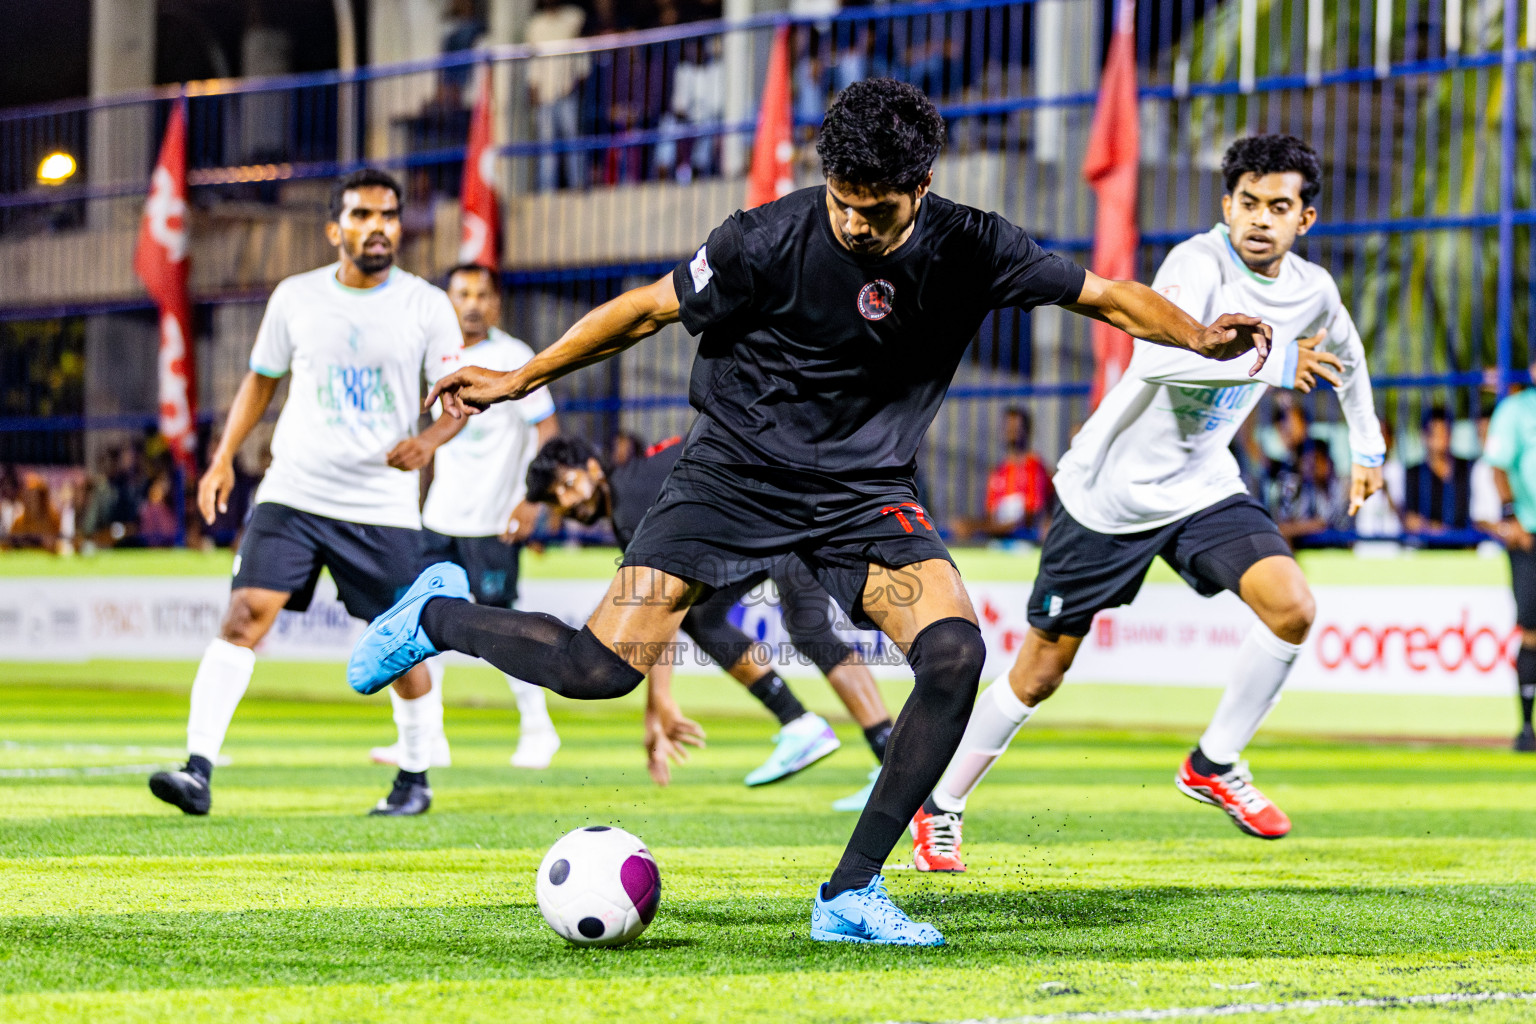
xmin=810 ymin=874 xmax=945 ymax=946
xmin=831 ymin=767 xmax=880 ymax=812
xmin=744 ymin=712 xmax=840 ymax=786
xmin=348 ymin=562 xmax=470 ymax=695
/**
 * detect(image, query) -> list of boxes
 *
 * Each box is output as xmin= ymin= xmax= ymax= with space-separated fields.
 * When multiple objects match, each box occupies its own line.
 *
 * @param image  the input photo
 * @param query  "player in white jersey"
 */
xmin=911 ymin=136 xmax=1388 ymax=870
xmin=368 ymin=263 xmax=563 ymax=772
xmin=149 ymin=169 xmax=465 ymax=819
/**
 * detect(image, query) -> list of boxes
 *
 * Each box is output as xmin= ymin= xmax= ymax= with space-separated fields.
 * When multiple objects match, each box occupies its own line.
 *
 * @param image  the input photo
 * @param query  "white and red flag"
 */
xmin=459 ymin=65 xmax=500 ymax=267
xmin=133 ymin=99 xmax=196 ymax=469
xmin=746 ymin=25 xmax=794 ymax=209
xmin=1082 ymin=0 xmax=1140 ymax=408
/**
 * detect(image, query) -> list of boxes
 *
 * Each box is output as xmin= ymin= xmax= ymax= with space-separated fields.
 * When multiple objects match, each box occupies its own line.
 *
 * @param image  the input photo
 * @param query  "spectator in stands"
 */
xmin=1275 ymin=439 xmax=1349 ymax=547
xmin=1354 ymin=417 xmax=1404 ymax=539
xmin=984 ymin=406 xmax=1052 ymax=534
xmin=528 ymin=0 xmax=591 ymax=190
xmin=1260 ymin=400 xmax=1309 ymax=520
xmin=0 ymin=464 xmax=19 ymax=542
xmin=9 ymin=472 xmax=61 ymax=551
xmin=106 ymin=445 xmax=144 ymax=539
xmin=1403 ymin=404 xmax=1473 ymax=535
xmin=656 ymin=35 xmax=724 ymax=183
xmin=440 ymin=0 xmax=487 ymax=92
xmin=137 ymin=472 xmax=179 ymax=547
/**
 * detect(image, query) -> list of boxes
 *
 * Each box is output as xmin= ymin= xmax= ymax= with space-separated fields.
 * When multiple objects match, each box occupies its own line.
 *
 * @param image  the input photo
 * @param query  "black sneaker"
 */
xmin=1515 ymin=726 xmax=1536 ymax=753
xmin=149 ymin=764 xmax=212 ymax=815
xmin=369 ymin=776 xmax=432 ymax=816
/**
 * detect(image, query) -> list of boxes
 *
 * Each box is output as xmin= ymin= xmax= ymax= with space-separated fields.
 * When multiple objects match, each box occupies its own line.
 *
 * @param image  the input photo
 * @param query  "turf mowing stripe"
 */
xmin=884 ymin=989 xmax=1536 ymax=1023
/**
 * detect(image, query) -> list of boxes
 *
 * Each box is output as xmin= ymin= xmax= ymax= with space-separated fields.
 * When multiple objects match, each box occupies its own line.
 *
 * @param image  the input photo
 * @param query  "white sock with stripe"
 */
xmin=187 ymin=639 xmax=257 ymax=762
xmin=1198 ymin=623 xmax=1301 ymax=765
xmin=929 ymin=674 xmax=1034 ymax=814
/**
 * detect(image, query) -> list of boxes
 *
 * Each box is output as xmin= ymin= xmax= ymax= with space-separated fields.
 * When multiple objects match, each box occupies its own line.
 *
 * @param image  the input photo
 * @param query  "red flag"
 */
xmin=1082 ymin=0 xmax=1140 ymax=408
xmin=133 ymin=99 xmax=196 ymax=470
xmin=460 ymin=65 xmax=500 ymax=267
xmin=746 ymin=26 xmax=794 ymax=209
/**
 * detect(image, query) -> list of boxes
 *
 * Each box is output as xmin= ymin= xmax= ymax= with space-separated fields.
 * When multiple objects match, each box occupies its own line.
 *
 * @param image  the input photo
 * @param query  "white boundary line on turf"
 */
xmin=0 ymin=742 xmax=230 ymax=778
xmin=876 ymin=990 xmax=1536 ymax=1024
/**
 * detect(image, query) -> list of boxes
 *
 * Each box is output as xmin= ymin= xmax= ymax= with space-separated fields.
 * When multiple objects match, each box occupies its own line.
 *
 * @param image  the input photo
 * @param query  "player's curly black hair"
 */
xmin=1221 ymin=135 xmax=1321 ymax=205
xmin=525 ymin=437 xmax=608 ymax=504
xmin=327 ymin=168 xmax=404 ymax=221
xmin=816 ymin=78 xmax=946 ymax=195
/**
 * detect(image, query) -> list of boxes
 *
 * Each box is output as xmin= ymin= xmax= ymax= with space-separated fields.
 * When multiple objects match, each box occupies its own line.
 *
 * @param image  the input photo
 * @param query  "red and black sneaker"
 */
xmin=910 ymin=806 xmax=967 ymax=872
xmin=1176 ymin=755 xmax=1291 ymax=839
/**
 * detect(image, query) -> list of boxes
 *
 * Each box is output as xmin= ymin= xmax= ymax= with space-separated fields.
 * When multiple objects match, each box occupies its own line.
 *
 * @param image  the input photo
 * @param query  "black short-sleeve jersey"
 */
xmin=671 ymin=186 xmax=1085 ymax=475
xmin=608 ymin=438 xmax=685 ymax=551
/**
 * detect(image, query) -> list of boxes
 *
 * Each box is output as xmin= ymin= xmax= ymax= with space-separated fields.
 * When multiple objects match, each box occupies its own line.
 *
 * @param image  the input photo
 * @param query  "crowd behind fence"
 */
xmin=0 ymin=0 xmax=1533 ymax=553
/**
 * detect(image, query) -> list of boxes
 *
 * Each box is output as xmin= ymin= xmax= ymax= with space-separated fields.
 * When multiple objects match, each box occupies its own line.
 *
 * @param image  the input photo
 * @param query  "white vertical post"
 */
xmin=1239 ymin=0 xmax=1258 ymax=93
xmin=1446 ymin=0 xmax=1463 ymax=54
xmin=1375 ymin=0 xmax=1393 ymax=77
xmin=1307 ymin=0 xmax=1325 ymax=85
xmin=1526 ymin=0 xmax=1535 ymax=47
xmin=722 ymin=0 xmax=754 ymax=178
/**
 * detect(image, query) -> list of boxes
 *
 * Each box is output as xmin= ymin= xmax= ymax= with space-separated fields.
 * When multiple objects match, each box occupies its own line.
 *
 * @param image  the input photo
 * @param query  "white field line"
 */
xmin=0 ymin=742 xmax=228 ymax=778
xmin=877 ymin=990 xmax=1536 ymax=1024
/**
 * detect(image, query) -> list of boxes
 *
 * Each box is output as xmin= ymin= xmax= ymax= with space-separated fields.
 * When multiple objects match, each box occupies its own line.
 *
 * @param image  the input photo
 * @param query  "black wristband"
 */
xmin=1503 ymin=502 xmax=1519 ymax=521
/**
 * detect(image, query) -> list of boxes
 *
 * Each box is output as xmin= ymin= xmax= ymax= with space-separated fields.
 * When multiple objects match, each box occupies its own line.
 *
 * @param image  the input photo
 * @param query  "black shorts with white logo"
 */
xmin=231 ymin=502 xmax=428 ymax=623
xmin=421 ymin=529 xmax=522 ymax=609
xmin=1509 ymin=546 xmax=1536 ymax=630
xmin=1028 ymin=493 xmax=1293 ymax=638
xmin=620 ymin=456 xmax=953 ymax=631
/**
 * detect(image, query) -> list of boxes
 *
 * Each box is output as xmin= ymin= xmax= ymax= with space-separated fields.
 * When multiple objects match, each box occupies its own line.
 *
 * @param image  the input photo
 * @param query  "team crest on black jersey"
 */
xmin=857 ymin=279 xmax=895 ymax=321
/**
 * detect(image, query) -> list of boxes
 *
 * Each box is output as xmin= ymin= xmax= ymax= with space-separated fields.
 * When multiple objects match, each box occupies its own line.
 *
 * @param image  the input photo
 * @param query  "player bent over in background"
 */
xmin=913 ymin=135 xmax=1385 ymax=872
xmin=350 ymin=80 xmax=1269 ymax=944
xmin=368 ymin=263 xmax=564 ymax=773
xmin=149 ymin=169 xmax=466 ymax=819
xmin=524 ymin=435 xmax=895 ymax=808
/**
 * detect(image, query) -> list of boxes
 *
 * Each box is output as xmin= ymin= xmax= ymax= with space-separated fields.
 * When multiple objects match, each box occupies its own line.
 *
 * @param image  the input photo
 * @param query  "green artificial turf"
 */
xmin=0 ymin=667 xmax=1533 ymax=1023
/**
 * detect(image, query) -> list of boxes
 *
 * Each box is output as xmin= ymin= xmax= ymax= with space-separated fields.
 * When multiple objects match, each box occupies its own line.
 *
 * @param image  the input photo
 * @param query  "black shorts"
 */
xmin=231 ymin=503 xmax=428 ymax=622
xmin=621 ymin=456 xmax=953 ymax=630
xmin=1511 ymin=546 xmax=1536 ymax=630
xmin=421 ymin=530 xmax=522 ymax=608
xmin=1028 ymin=493 xmax=1293 ymax=637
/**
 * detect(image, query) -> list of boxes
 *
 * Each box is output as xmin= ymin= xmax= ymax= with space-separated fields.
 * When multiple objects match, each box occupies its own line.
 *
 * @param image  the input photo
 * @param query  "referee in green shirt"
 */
xmin=1481 ymin=373 xmax=1536 ymax=752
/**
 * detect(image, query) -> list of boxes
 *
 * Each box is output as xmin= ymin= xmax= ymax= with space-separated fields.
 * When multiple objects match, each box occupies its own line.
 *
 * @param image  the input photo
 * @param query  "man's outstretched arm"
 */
xmin=1064 ymin=269 xmax=1273 ymax=376
xmin=428 ymin=274 xmax=681 ymax=417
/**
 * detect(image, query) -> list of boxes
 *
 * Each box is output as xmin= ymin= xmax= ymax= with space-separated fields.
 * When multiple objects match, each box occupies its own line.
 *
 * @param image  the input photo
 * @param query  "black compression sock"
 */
xmin=1190 ymin=746 xmax=1232 ymax=777
xmin=747 ymin=672 xmax=807 ymax=725
xmin=186 ymin=755 xmax=213 ymax=782
xmin=1518 ymin=647 xmax=1536 ymax=726
xmin=396 ymin=769 xmax=427 ymax=786
xmin=863 ymin=719 xmax=892 ymax=764
xmin=421 ymin=598 xmax=642 ymax=700
xmin=827 ymin=618 xmax=984 ymax=898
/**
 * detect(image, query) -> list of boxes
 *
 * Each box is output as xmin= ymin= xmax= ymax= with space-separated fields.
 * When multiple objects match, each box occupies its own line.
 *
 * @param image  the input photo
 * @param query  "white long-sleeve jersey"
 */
xmin=1054 ymin=225 xmax=1386 ymax=534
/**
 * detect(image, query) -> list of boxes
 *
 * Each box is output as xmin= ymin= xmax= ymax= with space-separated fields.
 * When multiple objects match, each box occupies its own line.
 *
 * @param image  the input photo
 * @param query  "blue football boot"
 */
xmin=744 ymin=712 xmax=840 ymax=786
xmin=831 ymin=767 xmax=881 ymax=812
xmin=348 ymin=562 xmax=470 ymax=695
xmin=810 ymin=874 xmax=945 ymax=946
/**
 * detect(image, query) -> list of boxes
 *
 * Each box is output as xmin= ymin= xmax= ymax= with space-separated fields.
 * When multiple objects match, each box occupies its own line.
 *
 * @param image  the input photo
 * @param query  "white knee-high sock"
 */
xmin=187 ymin=639 xmax=257 ymax=761
xmin=392 ymin=667 xmax=444 ymax=774
xmin=929 ymin=674 xmax=1035 ymax=814
xmin=1198 ymin=623 xmax=1301 ymax=765
xmin=509 ymin=675 xmax=554 ymax=733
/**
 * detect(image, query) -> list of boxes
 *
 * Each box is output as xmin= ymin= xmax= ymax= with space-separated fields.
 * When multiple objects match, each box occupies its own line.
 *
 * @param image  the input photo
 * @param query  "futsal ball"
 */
xmin=535 ymin=825 xmax=660 ymax=946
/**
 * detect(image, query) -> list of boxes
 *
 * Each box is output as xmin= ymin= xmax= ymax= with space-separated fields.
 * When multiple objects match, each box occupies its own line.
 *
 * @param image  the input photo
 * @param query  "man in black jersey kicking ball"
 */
xmin=351 ymin=79 xmax=1271 ymax=945
xmin=524 ymin=434 xmax=897 ymax=807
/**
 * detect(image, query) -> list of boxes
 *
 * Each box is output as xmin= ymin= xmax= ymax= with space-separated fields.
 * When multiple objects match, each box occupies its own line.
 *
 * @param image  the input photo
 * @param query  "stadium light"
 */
xmin=37 ymin=151 xmax=77 ymax=185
